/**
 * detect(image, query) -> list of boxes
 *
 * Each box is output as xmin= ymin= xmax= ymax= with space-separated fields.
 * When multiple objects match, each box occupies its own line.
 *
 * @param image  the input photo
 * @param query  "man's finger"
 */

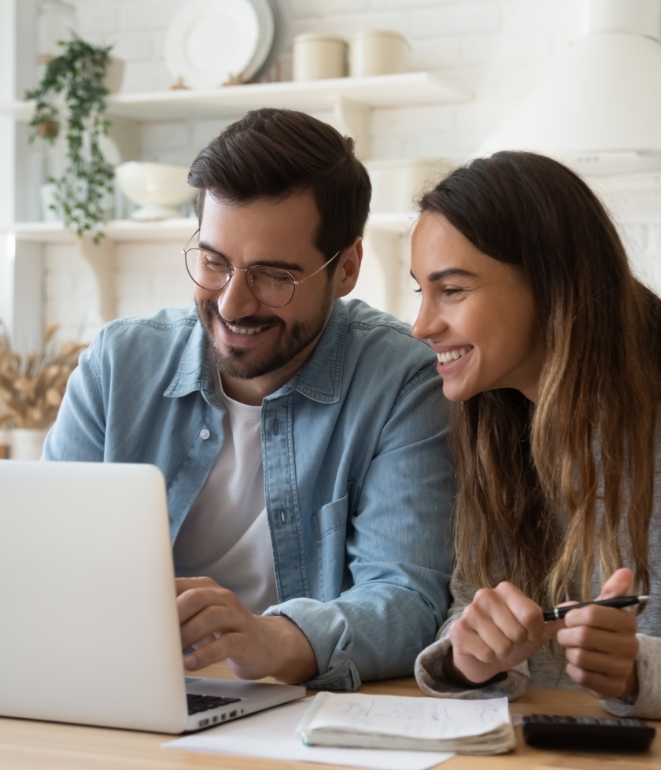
xmin=183 ymin=631 xmax=243 ymax=671
xmin=175 ymin=576 xmax=219 ymax=596
xmin=177 ymin=586 xmax=236 ymax=624
xmin=180 ymin=604 xmax=238 ymax=650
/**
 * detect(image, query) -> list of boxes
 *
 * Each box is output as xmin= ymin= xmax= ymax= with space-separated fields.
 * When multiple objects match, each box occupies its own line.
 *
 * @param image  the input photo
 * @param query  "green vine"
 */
xmin=25 ymin=36 xmax=115 ymax=243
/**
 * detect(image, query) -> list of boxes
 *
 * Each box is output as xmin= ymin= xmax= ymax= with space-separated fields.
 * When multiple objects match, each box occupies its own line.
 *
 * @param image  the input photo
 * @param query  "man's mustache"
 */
xmin=199 ymin=300 xmax=285 ymax=330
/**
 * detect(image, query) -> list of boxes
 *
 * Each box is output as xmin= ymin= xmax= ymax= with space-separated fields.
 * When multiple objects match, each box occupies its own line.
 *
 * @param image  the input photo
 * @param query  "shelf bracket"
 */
xmin=330 ymin=97 xmax=371 ymax=160
xmin=77 ymin=236 xmax=117 ymax=323
xmin=362 ymin=229 xmax=401 ymax=317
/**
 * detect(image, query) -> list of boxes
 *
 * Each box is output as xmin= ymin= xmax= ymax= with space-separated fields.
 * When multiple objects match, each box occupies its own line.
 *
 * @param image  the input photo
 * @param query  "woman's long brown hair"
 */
xmin=421 ymin=151 xmax=661 ymax=604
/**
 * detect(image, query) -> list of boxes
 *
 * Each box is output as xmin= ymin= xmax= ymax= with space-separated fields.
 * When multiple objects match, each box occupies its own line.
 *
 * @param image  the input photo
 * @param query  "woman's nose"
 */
xmin=411 ymin=296 xmax=447 ymax=341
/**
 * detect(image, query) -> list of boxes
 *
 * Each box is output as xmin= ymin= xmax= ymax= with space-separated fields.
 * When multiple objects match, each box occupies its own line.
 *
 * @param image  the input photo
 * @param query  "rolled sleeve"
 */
xmin=264 ymin=598 xmax=360 ymax=690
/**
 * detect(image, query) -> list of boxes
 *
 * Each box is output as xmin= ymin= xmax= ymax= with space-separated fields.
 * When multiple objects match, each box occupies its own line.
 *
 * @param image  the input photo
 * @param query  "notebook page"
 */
xmin=307 ymin=693 xmax=511 ymax=740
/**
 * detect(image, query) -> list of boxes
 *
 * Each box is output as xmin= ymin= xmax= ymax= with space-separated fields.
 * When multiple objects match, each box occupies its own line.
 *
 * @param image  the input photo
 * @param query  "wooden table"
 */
xmin=1 ymin=663 xmax=659 ymax=770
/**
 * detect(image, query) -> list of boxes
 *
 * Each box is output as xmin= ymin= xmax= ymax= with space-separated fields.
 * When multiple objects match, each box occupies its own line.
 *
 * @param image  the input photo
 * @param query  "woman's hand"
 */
xmin=557 ymin=568 xmax=639 ymax=701
xmin=448 ymin=582 xmax=562 ymax=685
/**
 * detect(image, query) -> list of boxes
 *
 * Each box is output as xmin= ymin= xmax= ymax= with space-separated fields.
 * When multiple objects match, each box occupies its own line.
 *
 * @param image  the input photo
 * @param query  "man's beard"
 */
xmin=196 ymin=289 xmax=333 ymax=381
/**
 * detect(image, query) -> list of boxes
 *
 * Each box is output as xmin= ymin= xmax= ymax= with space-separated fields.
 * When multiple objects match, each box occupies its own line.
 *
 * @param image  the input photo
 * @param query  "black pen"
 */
xmin=543 ymin=595 xmax=649 ymax=622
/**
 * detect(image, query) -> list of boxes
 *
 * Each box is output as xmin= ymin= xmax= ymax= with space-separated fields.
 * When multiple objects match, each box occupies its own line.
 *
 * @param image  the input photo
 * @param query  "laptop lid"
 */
xmin=0 ymin=461 xmax=189 ymax=733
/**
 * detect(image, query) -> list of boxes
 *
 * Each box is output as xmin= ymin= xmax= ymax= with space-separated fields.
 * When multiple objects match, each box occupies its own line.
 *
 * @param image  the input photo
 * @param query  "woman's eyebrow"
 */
xmin=426 ymin=267 xmax=478 ymax=283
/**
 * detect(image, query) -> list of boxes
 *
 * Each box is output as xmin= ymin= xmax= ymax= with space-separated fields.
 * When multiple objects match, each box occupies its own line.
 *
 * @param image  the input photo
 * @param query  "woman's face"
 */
xmin=411 ymin=212 xmax=544 ymax=403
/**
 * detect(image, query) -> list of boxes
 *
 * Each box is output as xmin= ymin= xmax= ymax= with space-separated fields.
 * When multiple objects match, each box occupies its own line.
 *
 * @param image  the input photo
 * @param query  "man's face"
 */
xmin=194 ymin=191 xmax=335 ymax=383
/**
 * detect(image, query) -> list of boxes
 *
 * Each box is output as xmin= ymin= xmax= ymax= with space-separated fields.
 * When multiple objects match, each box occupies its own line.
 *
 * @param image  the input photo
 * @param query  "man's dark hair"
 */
xmin=188 ymin=108 xmax=371 ymax=274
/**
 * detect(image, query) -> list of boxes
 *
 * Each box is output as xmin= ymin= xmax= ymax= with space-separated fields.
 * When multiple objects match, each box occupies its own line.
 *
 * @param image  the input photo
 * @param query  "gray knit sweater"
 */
xmin=415 ymin=452 xmax=661 ymax=718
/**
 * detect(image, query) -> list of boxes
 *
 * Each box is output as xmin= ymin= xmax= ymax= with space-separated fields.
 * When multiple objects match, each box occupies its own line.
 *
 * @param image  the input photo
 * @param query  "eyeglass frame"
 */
xmin=182 ymin=230 xmax=341 ymax=308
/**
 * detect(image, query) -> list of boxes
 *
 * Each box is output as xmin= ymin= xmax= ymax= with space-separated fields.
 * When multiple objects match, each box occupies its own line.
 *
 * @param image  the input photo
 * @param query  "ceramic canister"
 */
xmin=293 ymin=33 xmax=348 ymax=81
xmin=349 ymin=30 xmax=411 ymax=77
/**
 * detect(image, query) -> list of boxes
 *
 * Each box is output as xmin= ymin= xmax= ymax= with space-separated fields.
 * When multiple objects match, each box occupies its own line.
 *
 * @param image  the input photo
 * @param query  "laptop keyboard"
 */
xmin=187 ymin=694 xmax=241 ymax=715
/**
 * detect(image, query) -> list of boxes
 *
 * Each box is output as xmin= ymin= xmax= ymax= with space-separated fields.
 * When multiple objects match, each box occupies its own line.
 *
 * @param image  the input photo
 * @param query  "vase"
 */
xmin=10 ymin=428 xmax=50 ymax=461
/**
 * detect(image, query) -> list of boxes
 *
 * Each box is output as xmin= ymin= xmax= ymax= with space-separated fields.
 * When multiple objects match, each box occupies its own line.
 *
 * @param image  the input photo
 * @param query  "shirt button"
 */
xmin=200 ymin=428 xmax=210 ymax=440
xmin=280 ymin=509 xmax=286 ymax=524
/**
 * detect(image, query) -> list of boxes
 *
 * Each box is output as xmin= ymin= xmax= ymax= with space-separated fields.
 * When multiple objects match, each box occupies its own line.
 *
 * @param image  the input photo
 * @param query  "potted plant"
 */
xmin=0 ymin=321 xmax=87 ymax=460
xmin=25 ymin=35 xmax=117 ymax=242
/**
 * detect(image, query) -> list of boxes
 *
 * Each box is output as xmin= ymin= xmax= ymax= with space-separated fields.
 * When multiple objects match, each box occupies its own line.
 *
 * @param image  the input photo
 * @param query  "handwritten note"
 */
xmin=296 ymin=693 xmax=516 ymax=755
xmin=306 ymin=693 xmax=510 ymax=740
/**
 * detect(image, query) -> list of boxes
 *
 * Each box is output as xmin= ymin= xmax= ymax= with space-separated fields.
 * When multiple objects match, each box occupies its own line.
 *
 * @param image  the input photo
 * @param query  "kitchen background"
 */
xmin=2 ymin=0 xmax=661 ymax=349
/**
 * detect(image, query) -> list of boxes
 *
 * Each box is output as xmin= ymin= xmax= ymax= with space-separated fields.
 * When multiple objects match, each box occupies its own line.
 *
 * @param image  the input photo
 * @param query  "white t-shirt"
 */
xmin=172 ymin=377 xmax=278 ymax=615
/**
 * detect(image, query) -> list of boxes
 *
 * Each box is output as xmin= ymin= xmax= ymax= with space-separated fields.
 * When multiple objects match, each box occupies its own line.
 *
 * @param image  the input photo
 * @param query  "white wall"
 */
xmin=16 ymin=0 xmax=661 ymax=336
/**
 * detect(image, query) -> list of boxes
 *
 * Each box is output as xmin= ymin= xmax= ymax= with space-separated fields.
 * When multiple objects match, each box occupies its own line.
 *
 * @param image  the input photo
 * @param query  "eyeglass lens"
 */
xmin=185 ymin=248 xmax=296 ymax=308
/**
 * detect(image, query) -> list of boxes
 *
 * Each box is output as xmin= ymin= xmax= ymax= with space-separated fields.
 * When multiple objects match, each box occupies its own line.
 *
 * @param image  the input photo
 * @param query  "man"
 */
xmin=45 ymin=109 xmax=454 ymax=690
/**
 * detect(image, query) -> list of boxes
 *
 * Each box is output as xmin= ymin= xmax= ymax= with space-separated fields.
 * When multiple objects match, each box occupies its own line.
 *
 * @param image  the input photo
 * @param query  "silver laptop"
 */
xmin=0 ymin=460 xmax=305 ymax=733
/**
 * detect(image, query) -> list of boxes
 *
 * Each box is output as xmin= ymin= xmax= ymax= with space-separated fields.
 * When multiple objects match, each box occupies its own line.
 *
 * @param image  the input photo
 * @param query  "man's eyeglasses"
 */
xmin=183 ymin=232 xmax=340 ymax=309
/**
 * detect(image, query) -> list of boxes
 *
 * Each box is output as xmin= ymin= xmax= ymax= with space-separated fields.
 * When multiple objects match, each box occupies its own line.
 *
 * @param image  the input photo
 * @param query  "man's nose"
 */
xmin=216 ymin=269 xmax=261 ymax=321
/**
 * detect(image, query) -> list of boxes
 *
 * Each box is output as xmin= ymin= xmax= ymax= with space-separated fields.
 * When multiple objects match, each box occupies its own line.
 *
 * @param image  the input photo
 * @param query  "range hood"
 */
xmin=478 ymin=0 xmax=661 ymax=175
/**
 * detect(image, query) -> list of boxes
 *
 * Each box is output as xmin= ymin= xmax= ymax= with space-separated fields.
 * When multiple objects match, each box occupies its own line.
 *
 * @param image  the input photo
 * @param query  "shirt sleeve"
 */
xmin=265 ymin=369 xmax=455 ymax=690
xmin=414 ymin=570 xmax=529 ymax=700
xmin=600 ymin=634 xmax=661 ymax=719
xmin=42 ymin=340 xmax=106 ymax=462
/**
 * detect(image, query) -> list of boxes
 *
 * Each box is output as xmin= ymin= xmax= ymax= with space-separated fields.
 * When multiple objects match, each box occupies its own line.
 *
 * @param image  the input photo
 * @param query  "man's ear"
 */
xmin=333 ymin=238 xmax=363 ymax=299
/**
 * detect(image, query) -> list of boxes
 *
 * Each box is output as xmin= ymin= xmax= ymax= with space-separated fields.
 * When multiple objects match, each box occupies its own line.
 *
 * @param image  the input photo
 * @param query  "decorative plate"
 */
xmin=164 ymin=0 xmax=270 ymax=90
xmin=241 ymin=0 xmax=274 ymax=82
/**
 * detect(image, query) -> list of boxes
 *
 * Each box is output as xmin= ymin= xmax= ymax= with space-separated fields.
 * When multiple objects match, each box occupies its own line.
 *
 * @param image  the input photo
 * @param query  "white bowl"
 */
xmin=115 ymin=162 xmax=197 ymax=221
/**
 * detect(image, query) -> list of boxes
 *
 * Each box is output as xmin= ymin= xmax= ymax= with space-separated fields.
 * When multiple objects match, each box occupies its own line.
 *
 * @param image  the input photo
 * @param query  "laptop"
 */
xmin=0 ymin=460 xmax=305 ymax=733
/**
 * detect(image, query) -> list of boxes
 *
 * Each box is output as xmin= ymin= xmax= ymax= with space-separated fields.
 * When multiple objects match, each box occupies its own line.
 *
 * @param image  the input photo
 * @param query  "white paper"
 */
xmin=163 ymin=699 xmax=454 ymax=770
xmin=306 ymin=693 xmax=511 ymax=740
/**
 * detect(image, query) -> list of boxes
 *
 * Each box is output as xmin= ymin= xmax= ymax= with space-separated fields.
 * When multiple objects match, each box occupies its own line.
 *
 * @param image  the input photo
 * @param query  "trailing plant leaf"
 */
xmin=25 ymin=35 xmax=115 ymax=243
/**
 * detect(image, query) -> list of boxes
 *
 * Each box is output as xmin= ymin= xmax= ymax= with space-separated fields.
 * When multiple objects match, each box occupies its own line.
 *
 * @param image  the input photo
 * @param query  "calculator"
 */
xmin=522 ymin=713 xmax=656 ymax=752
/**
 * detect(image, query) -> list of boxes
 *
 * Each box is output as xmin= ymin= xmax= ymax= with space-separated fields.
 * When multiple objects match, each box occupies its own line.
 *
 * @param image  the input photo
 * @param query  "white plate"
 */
xmin=165 ymin=0 xmax=264 ymax=90
xmin=241 ymin=0 xmax=274 ymax=82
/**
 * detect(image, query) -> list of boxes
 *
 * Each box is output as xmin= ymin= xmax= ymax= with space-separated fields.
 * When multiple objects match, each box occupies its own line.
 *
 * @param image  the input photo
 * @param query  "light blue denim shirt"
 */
xmin=44 ymin=299 xmax=454 ymax=690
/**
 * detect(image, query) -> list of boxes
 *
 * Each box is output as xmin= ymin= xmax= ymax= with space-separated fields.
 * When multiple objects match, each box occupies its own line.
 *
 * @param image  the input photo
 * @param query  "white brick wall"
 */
xmin=38 ymin=0 xmax=661 ymax=334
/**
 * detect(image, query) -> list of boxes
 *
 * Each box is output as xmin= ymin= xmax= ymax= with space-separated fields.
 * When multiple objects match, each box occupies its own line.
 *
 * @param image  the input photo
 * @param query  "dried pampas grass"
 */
xmin=0 ymin=321 xmax=87 ymax=429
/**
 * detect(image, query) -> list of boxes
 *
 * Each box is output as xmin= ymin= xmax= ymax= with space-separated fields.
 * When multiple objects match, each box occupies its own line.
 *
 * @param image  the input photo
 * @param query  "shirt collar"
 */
xmin=164 ymin=300 xmax=349 ymax=404
xmin=163 ymin=320 xmax=211 ymax=398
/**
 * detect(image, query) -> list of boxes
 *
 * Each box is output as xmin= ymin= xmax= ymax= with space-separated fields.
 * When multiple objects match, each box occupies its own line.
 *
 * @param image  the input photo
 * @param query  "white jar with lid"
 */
xmin=293 ymin=34 xmax=348 ymax=81
xmin=349 ymin=30 xmax=411 ymax=78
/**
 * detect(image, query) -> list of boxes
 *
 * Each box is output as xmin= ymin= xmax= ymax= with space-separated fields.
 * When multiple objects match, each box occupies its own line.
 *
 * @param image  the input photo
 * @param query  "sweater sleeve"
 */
xmin=600 ymin=634 xmax=661 ymax=719
xmin=414 ymin=571 xmax=530 ymax=700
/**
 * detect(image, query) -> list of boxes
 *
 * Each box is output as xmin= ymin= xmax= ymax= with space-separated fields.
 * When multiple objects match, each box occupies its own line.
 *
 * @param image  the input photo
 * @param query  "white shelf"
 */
xmin=6 ymin=213 xmax=417 ymax=243
xmin=1 ymin=72 xmax=470 ymax=123
xmin=7 ymin=218 xmax=198 ymax=243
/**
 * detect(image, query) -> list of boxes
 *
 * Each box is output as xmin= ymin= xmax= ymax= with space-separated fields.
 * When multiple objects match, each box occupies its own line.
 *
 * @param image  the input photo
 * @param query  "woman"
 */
xmin=410 ymin=151 xmax=661 ymax=718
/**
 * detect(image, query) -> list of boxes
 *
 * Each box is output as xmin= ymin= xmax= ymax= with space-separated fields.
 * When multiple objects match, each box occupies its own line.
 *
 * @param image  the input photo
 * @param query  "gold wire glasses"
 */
xmin=183 ymin=232 xmax=340 ymax=308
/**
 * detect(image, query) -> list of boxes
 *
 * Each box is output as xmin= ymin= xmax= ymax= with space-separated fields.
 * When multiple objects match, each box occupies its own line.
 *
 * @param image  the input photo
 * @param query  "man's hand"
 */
xmin=556 ymin=568 xmax=639 ymax=701
xmin=176 ymin=577 xmax=318 ymax=684
xmin=448 ymin=582 xmax=562 ymax=685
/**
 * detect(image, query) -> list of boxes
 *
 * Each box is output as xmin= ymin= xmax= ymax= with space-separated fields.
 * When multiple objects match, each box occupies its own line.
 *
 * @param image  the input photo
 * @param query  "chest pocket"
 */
xmin=312 ymin=493 xmax=349 ymax=602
